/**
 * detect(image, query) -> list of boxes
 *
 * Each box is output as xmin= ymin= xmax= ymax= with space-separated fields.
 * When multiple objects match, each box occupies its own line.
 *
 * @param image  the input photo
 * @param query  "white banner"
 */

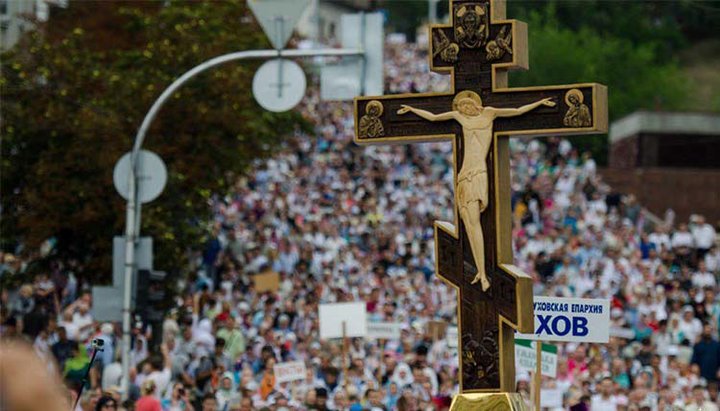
xmin=541 ymin=388 xmax=563 ymax=408
xmin=516 ymin=296 xmax=610 ymax=343
xmin=515 ymin=340 xmax=557 ymax=378
xmin=446 ymin=326 xmax=458 ymax=348
xmin=610 ymin=327 xmax=635 ymax=340
xmin=319 ymin=302 xmax=367 ymax=339
xmin=366 ymin=322 xmax=401 ymax=340
xmin=273 ymin=361 xmax=307 ymax=384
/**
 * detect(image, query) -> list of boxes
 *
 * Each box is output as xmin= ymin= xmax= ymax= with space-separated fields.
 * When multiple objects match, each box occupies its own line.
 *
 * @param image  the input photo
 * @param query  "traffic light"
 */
xmin=135 ymin=269 xmax=168 ymax=323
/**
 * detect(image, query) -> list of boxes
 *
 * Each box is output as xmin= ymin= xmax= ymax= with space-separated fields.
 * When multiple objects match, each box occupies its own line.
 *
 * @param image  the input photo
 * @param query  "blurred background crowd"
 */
xmin=2 ymin=31 xmax=720 ymax=411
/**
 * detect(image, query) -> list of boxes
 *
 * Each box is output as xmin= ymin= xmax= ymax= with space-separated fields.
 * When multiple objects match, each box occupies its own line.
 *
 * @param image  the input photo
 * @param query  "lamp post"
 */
xmin=119 ymin=47 xmax=364 ymax=398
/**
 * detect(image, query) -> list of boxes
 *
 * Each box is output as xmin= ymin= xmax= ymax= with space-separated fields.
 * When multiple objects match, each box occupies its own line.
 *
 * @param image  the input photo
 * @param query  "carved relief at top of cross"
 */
xmin=429 ymin=0 xmax=528 ymax=92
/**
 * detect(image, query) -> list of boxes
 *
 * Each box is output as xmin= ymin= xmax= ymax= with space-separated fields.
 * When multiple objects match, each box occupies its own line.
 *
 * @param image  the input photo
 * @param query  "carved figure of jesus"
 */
xmin=398 ymin=91 xmax=555 ymax=290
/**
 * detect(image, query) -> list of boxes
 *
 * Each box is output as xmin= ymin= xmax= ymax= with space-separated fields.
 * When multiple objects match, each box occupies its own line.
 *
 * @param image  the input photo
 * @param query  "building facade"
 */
xmin=602 ymin=111 xmax=720 ymax=223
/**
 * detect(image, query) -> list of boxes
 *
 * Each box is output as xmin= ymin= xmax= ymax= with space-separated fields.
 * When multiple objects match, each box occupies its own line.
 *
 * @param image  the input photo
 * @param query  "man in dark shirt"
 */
xmin=691 ymin=323 xmax=720 ymax=383
xmin=51 ymin=327 xmax=75 ymax=369
xmin=535 ymin=252 xmax=558 ymax=281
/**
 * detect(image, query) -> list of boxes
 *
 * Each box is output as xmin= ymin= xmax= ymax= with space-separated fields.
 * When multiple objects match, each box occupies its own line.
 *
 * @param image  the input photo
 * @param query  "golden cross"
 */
xmin=353 ymin=0 xmax=607 ymax=396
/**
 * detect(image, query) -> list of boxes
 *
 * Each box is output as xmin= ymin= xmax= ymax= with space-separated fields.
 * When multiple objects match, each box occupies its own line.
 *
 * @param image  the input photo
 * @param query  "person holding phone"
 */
xmin=161 ymin=383 xmax=194 ymax=411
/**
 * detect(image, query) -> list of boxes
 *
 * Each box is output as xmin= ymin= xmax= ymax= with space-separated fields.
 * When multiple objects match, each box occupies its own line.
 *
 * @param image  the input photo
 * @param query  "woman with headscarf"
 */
xmin=191 ymin=294 xmax=216 ymax=349
xmin=391 ymin=362 xmax=414 ymax=389
xmin=215 ymin=372 xmax=240 ymax=411
xmin=193 ymin=318 xmax=216 ymax=348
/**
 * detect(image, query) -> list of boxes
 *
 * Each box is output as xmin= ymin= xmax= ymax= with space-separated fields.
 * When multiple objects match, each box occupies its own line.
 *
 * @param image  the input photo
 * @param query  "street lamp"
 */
xmin=119 ymin=46 xmax=366 ymax=398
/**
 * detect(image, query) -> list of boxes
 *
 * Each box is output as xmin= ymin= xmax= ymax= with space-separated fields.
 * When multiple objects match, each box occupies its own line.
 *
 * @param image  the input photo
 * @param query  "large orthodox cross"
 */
xmin=353 ymin=0 xmax=607 ymax=396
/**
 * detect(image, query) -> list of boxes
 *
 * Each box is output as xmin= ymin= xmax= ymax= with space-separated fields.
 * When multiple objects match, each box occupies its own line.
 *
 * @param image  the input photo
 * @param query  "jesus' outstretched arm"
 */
xmin=398 ymin=105 xmax=456 ymax=121
xmin=491 ymin=97 xmax=555 ymax=118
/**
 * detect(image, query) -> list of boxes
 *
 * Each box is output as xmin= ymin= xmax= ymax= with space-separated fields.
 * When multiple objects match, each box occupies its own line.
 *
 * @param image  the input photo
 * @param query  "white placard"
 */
xmin=340 ymin=13 xmax=384 ymax=96
xmin=319 ymin=302 xmax=367 ymax=339
xmin=320 ymin=60 xmax=361 ymax=101
xmin=516 ymin=296 xmax=610 ymax=343
xmin=446 ymin=326 xmax=458 ymax=348
xmin=367 ymin=322 xmax=401 ymax=340
xmin=273 ymin=361 xmax=306 ymax=384
xmin=610 ymin=327 xmax=636 ymax=340
xmin=515 ymin=341 xmax=557 ymax=378
xmin=541 ymin=388 xmax=563 ymax=408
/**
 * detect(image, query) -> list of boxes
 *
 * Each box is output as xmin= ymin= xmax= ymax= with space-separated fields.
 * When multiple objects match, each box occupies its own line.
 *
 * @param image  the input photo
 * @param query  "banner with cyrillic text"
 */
xmin=515 ymin=296 xmax=610 ymax=343
xmin=366 ymin=322 xmax=401 ymax=340
xmin=273 ymin=361 xmax=307 ymax=384
xmin=515 ymin=339 xmax=557 ymax=378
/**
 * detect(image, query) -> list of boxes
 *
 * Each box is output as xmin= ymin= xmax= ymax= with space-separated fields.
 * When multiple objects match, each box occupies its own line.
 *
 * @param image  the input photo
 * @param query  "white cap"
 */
xmin=101 ymin=323 xmax=114 ymax=335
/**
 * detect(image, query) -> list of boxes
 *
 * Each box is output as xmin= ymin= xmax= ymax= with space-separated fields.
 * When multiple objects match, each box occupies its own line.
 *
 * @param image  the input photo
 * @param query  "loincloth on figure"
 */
xmin=456 ymin=167 xmax=488 ymax=212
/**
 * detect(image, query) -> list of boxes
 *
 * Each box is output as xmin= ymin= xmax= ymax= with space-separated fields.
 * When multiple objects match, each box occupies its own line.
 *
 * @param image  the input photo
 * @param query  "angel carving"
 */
xmin=433 ymin=29 xmax=460 ymax=63
xmin=485 ymin=26 xmax=513 ymax=61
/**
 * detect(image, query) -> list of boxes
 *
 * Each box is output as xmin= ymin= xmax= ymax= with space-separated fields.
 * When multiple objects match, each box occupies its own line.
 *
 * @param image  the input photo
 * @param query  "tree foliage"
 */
xmin=508 ymin=8 xmax=689 ymax=162
xmin=509 ymin=0 xmax=720 ymax=54
xmin=380 ymin=0 xmax=448 ymax=40
xmin=1 ymin=1 xmax=303 ymax=282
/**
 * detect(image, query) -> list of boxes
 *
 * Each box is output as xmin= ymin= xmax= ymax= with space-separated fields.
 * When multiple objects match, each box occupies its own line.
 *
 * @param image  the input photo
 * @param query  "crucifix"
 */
xmin=353 ymin=0 xmax=607 ymax=408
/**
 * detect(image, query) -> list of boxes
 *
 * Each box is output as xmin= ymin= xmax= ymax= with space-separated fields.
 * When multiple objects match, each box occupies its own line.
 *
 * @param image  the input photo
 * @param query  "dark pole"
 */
xmin=72 ymin=345 xmax=103 ymax=411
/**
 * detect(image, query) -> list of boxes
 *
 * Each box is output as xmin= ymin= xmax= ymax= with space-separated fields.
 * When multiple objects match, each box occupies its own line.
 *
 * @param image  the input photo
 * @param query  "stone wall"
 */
xmin=600 ymin=167 xmax=720 ymax=224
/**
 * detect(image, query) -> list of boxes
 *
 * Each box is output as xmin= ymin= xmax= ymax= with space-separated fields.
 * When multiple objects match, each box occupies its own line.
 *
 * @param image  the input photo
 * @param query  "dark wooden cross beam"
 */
xmin=353 ymin=0 xmax=607 ymax=394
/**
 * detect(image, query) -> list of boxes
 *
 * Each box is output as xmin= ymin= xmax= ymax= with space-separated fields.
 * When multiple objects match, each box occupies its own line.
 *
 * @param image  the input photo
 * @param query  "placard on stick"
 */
xmin=274 ymin=361 xmax=307 ymax=384
xmin=366 ymin=321 xmax=401 ymax=340
xmin=254 ymin=271 xmax=280 ymax=293
xmin=515 ymin=296 xmax=610 ymax=343
xmin=318 ymin=302 xmax=367 ymax=339
xmin=446 ymin=326 xmax=459 ymax=348
xmin=426 ymin=320 xmax=448 ymax=340
xmin=515 ymin=339 xmax=557 ymax=378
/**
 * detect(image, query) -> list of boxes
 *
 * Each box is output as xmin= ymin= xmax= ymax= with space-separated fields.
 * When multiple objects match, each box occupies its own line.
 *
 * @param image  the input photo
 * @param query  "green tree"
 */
xmin=509 ymin=9 xmax=688 ymax=163
xmin=379 ymin=0 xmax=449 ymax=40
xmin=509 ymin=0 xmax=720 ymax=54
xmin=1 ymin=1 xmax=304 ymax=282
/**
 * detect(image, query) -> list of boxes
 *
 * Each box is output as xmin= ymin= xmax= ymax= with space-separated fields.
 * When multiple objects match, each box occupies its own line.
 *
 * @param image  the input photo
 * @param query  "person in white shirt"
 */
xmin=145 ymin=342 xmax=172 ymax=399
xmin=582 ymin=151 xmax=597 ymax=177
xmin=648 ymin=225 xmax=672 ymax=252
xmin=684 ymin=385 xmax=719 ymax=411
xmin=706 ymin=245 xmax=720 ymax=274
xmin=672 ymin=224 xmax=695 ymax=249
xmin=588 ymin=192 xmax=608 ymax=215
xmin=71 ymin=304 xmax=94 ymax=342
xmin=58 ymin=300 xmax=92 ymax=342
xmin=591 ymin=377 xmax=618 ymax=411
xmin=678 ymin=307 xmax=703 ymax=344
xmin=101 ymin=359 xmax=123 ymax=391
xmin=692 ymin=215 xmax=717 ymax=259
xmin=693 ymin=261 xmax=717 ymax=289
xmin=673 ymin=223 xmax=695 ymax=266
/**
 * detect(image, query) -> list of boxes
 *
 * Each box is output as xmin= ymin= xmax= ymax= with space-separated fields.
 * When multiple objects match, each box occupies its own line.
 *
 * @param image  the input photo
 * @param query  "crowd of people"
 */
xmin=2 ymin=34 xmax=720 ymax=411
